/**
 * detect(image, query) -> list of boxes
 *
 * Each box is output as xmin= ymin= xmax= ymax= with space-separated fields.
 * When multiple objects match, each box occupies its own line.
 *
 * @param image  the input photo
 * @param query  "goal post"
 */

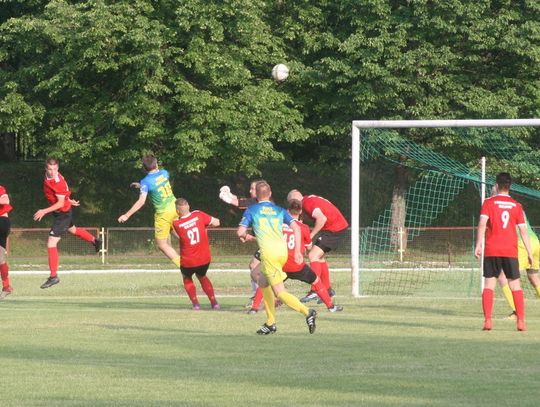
xmin=351 ymin=119 xmax=540 ymax=297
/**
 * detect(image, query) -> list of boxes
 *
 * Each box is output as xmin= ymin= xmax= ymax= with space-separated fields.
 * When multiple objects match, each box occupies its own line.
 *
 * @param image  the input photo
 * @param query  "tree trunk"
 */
xmin=390 ymin=164 xmax=408 ymax=254
xmin=0 ymin=133 xmax=16 ymax=162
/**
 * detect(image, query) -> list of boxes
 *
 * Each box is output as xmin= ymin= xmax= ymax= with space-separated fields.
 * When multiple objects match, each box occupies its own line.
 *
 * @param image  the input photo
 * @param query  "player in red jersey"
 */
xmin=287 ymin=189 xmax=348 ymax=303
xmin=172 ymin=198 xmax=221 ymax=310
xmin=474 ymin=172 xmax=533 ymax=331
xmin=33 ymin=158 xmax=101 ymax=289
xmin=0 ymin=184 xmax=13 ymax=299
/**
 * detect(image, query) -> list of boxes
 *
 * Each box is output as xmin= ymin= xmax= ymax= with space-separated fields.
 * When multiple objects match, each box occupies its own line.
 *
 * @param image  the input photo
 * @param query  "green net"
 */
xmin=358 ymin=128 xmax=540 ymax=298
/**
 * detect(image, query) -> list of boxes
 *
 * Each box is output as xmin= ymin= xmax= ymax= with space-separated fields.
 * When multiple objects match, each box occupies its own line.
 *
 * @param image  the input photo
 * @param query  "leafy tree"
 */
xmin=0 ymin=0 xmax=308 ymax=174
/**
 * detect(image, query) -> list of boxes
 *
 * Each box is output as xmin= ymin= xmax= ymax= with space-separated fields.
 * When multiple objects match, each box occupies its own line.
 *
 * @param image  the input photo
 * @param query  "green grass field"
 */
xmin=1 ymin=271 xmax=540 ymax=407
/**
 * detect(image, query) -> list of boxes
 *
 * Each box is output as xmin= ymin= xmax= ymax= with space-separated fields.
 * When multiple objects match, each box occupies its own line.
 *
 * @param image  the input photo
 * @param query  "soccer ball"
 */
xmin=272 ymin=64 xmax=289 ymax=82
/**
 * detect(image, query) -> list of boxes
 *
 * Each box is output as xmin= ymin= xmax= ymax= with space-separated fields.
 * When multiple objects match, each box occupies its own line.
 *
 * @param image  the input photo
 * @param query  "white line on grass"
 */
xmin=10 ymin=268 xmax=352 ymax=275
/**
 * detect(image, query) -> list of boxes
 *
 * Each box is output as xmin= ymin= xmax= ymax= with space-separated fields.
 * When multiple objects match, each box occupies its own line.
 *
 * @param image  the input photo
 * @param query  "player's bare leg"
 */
xmin=156 ymin=238 xmax=181 ymax=267
xmin=527 ymin=270 xmax=540 ymax=298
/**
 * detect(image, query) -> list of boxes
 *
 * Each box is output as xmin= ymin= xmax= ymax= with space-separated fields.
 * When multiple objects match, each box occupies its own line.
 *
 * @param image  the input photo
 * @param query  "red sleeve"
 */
xmin=301 ymin=223 xmax=312 ymax=247
xmin=479 ymin=199 xmax=490 ymax=218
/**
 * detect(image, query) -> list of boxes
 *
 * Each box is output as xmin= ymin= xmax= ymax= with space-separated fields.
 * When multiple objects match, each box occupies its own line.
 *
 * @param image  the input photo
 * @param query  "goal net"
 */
xmin=351 ymin=119 xmax=540 ymax=298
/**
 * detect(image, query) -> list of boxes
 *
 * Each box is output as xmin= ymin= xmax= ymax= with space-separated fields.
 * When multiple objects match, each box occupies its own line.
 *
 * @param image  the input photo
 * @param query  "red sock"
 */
xmin=251 ymin=287 xmax=264 ymax=310
xmin=72 ymin=227 xmax=95 ymax=243
xmin=512 ymin=290 xmax=525 ymax=321
xmin=320 ymin=262 xmax=331 ymax=290
xmin=197 ymin=275 xmax=217 ymax=305
xmin=48 ymin=247 xmax=59 ymax=277
xmin=313 ymin=278 xmax=333 ymax=308
xmin=482 ymin=288 xmax=494 ymax=321
xmin=0 ymin=263 xmax=10 ymax=289
xmin=310 ymin=261 xmax=323 ymax=292
xmin=182 ymin=276 xmax=198 ymax=305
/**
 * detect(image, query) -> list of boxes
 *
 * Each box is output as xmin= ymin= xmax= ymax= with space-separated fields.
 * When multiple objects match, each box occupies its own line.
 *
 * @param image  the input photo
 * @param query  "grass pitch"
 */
xmin=1 ymin=272 xmax=540 ymax=406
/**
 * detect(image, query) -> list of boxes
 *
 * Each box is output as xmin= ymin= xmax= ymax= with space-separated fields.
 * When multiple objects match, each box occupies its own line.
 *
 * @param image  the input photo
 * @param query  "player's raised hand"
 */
xmin=69 ymin=198 xmax=80 ymax=206
xmin=130 ymin=182 xmax=141 ymax=189
xmin=118 ymin=214 xmax=129 ymax=223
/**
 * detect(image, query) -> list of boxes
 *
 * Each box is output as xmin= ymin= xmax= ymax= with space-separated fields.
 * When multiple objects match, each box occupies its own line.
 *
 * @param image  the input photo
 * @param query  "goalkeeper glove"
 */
xmin=219 ymin=186 xmax=233 ymax=204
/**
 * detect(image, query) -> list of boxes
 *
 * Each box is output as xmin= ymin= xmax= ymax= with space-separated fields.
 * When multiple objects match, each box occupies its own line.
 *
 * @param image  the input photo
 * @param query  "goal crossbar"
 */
xmin=351 ymin=118 xmax=540 ymax=297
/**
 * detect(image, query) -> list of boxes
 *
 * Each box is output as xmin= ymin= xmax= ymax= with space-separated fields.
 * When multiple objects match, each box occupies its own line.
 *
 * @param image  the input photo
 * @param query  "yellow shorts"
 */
xmin=518 ymin=238 xmax=540 ymax=271
xmin=154 ymin=203 xmax=178 ymax=240
xmin=260 ymin=250 xmax=288 ymax=286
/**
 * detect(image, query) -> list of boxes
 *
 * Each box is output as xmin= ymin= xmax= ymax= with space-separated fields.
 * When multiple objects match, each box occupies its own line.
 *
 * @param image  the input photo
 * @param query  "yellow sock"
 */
xmin=277 ymin=291 xmax=309 ymax=316
xmin=171 ymin=256 xmax=181 ymax=268
xmin=262 ymin=286 xmax=276 ymax=326
xmin=501 ymin=284 xmax=516 ymax=311
xmin=535 ymin=285 xmax=540 ymax=299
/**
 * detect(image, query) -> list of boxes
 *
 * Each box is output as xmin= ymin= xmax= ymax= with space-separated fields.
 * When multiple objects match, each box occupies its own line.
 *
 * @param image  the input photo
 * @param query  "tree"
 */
xmin=0 ymin=0 xmax=309 ymax=174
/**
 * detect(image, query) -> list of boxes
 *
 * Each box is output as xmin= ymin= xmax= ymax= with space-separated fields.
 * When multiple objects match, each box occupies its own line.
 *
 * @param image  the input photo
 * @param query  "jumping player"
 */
xmin=287 ymin=189 xmax=348 ymax=303
xmin=172 ymin=198 xmax=221 ymax=310
xmin=33 ymin=158 xmax=101 ymax=289
xmin=0 ymin=184 xmax=13 ymax=299
xmin=237 ymin=181 xmax=317 ymax=335
xmin=118 ymin=155 xmax=181 ymax=269
xmin=474 ymin=172 xmax=533 ymax=331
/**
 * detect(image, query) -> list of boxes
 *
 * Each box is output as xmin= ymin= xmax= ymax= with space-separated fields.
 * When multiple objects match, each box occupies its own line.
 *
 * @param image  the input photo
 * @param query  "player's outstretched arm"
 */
xmin=118 ymin=192 xmax=147 ymax=223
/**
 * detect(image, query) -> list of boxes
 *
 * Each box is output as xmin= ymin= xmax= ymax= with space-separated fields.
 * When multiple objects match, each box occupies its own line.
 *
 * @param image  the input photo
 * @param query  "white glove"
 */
xmin=219 ymin=186 xmax=233 ymax=204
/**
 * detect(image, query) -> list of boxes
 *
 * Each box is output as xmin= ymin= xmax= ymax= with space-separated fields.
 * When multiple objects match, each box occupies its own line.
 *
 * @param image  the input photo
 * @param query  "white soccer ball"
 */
xmin=272 ymin=64 xmax=289 ymax=82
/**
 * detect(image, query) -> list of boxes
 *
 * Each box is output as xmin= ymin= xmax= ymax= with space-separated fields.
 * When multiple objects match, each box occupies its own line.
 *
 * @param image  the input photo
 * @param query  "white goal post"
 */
xmin=350 ymin=119 xmax=540 ymax=297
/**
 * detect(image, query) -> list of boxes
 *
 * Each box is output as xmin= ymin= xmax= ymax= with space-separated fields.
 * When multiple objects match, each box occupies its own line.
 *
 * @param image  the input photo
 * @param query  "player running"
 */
xmin=237 ymin=181 xmax=317 ymax=335
xmin=474 ymin=172 xmax=533 ymax=331
xmin=33 ymin=158 xmax=101 ymax=289
xmin=118 ymin=155 xmax=181 ymax=268
xmin=287 ymin=189 xmax=348 ymax=303
xmin=0 ymin=184 xmax=13 ymax=299
xmin=172 ymin=198 xmax=221 ymax=310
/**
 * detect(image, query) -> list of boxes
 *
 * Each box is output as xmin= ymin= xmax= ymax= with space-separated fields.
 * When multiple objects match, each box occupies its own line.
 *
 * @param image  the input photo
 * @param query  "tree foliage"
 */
xmin=0 ymin=0 xmax=307 ymax=174
xmin=1 ymin=0 xmax=540 ymax=185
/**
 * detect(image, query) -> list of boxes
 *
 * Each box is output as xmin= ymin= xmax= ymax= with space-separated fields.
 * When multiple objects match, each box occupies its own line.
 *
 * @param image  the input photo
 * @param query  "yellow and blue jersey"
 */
xmin=140 ymin=169 xmax=176 ymax=213
xmin=239 ymin=200 xmax=294 ymax=255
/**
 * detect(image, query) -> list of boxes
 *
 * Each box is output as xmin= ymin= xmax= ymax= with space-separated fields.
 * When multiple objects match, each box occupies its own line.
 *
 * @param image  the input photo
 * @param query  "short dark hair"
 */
xmin=45 ymin=157 xmax=58 ymax=166
xmin=142 ymin=155 xmax=158 ymax=172
xmin=496 ymin=172 xmax=512 ymax=190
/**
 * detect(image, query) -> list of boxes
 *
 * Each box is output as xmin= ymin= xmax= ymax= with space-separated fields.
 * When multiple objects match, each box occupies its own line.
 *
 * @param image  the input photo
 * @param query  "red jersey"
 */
xmin=0 ymin=185 xmax=13 ymax=216
xmin=43 ymin=172 xmax=72 ymax=213
xmin=480 ymin=194 xmax=525 ymax=258
xmin=172 ymin=210 xmax=214 ymax=268
xmin=302 ymin=195 xmax=348 ymax=232
xmin=282 ymin=221 xmax=311 ymax=273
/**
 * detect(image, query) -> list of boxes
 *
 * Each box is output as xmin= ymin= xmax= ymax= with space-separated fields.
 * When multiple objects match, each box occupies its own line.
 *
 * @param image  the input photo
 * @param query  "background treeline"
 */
xmin=1 ymin=0 xmax=540 ymax=226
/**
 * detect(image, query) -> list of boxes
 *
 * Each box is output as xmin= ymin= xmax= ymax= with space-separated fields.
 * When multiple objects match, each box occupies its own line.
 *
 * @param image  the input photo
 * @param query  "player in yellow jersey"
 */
xmin=237 ymin=181 xmax=317 ymax=335
xmin=118 ymin=155 xmax=181 ymax=268
xmin=499 ymin=214 xmax=540 ymax=319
